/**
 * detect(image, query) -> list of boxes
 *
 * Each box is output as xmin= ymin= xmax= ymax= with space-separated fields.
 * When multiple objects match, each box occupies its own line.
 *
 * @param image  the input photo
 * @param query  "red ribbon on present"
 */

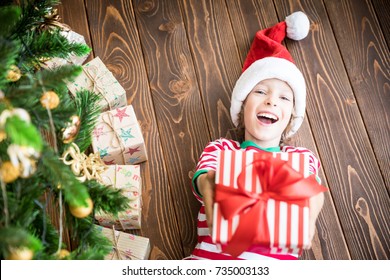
xmin=215 ymin=152 xmax=327 ymax=257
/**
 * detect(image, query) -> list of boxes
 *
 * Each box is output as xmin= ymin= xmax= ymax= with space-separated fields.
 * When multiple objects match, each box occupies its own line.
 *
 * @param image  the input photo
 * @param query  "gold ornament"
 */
xmin=6 ymin=65 xmax=21 ymax=82
xmin=69 ymin=197 xmax=93 ymax=218
xmin=57 ymin=249 xmax=70 ymax=259
xmin=40 ymin=90 xmax=60 ymax=109
xmin=0 ymin=130 xmax=6 ymax=142
xmin=61 ymin=143 xmax=107 ymax=183
xmin=7 ymin=248 xmax=34 ymax=260
xmin=1 ymin=161 xmax=20 ymax=183
xmin=62 ymin=115 xmax=81 ymax=143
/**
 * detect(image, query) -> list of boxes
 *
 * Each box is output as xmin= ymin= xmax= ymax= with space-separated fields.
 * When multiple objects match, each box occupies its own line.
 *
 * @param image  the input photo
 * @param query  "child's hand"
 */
xmin=197 ymin=170 xmax=216 ymax=233
xmin=306 ymin=192 xmax=325 ymax=249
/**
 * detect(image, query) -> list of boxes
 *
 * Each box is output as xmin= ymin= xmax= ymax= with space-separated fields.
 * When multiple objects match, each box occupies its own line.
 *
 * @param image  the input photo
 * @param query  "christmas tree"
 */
xmin=0 ymin=0 xmax=129 ymax=260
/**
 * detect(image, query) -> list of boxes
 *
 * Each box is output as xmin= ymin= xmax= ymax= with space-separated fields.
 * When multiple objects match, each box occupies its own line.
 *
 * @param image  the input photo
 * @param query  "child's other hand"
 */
xmin=197 ymin=170 xmax=216 ymax=233
xmin=305 ymin=192 xmax=325 ymax=249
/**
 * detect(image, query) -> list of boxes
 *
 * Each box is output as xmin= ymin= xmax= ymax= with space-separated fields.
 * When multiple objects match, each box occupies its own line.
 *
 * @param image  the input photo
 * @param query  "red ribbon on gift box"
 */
xmin=215 ymin=152 xmax=327 ymax=257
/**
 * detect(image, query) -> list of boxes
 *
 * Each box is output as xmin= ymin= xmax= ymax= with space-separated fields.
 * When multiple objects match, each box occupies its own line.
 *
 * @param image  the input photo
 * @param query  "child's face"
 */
xmin=243 ymin=78 xmax=294 ymax=148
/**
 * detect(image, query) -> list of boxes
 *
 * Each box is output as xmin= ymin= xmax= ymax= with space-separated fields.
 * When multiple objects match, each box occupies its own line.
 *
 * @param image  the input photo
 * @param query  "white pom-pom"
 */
xmin=285 ymin=11 xmax=310 ymax=40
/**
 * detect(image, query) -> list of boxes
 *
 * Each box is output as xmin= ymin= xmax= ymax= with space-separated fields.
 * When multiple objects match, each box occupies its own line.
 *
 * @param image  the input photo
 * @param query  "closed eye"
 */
xmin=254 ymin=90 xmax=266 ymax=95
xmin=280 ymin=96 xmax=291 ymax=101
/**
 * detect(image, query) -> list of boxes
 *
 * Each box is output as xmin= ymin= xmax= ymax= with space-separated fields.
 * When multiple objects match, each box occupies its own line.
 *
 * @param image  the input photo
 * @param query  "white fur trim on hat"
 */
xmin=285 ymin=11 xmax=310 ymax=40
xmin=230 ymin=57 xmax=306 ymax=137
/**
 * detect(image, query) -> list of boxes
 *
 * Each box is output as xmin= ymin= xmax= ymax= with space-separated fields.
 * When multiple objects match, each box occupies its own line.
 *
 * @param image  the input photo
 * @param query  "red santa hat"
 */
xmin=230 ymin=11 xmax=310 ymax=138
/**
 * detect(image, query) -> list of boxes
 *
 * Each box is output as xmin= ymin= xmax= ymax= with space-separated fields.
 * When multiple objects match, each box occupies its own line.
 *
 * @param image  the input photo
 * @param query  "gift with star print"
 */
xmin=95 ymin=164 xmax=142 ymax=230
xmin=67 ymin=56 xmax=127 ymax=111
xmin=91 ymin=105 xmax=147 ymax=165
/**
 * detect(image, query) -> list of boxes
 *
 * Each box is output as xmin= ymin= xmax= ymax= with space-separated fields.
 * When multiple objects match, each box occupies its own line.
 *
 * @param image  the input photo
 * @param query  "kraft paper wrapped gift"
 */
xmin=67 ymin=56 xmax=127 ymax=111
xmin=96 ymin=226 xmax=150 ymax=260
xmin=42 ymin=30 xmax=89 ymax=69
xmin=91 ymin=105 xmax=147 ymax=165
xmin=212 ymin=150 xmax=327 ymax=257
xmin=96 ymin=164 xmax=142 ymax=230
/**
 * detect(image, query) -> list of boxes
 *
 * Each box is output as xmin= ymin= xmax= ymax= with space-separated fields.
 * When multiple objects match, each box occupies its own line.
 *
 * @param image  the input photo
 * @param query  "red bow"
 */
xmin=215 ymin=152 xmax=327 ymax=257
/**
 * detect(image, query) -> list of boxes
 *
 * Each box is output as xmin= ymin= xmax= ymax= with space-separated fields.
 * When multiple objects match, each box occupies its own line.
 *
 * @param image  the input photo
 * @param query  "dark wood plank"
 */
xmin=371 ymin=0 xmax=390 ymax=46
xmin=226 ymin=0 xmax=279 ymax=63
xmin=132 ymin=0 xmax=211 ymax=257
xmin=274 ymin=0 xmax=390 ymax=259
xmin=84 ymin=0 xmax=184 ymax=259
xmin=324 ymin=0 xmax=390 ymax=191
xmin=180 ymin=0 xmax=241 ymax=140
xmin=226 ymin=0 xmax=350 ymax=260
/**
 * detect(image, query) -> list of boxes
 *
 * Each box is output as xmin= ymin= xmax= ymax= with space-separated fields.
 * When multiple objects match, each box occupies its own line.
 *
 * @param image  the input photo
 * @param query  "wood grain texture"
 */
xmin=132 ymin=0 xmax=210 ymax=257
xmin=324 ymin=0 xmax=390 ymax=190
xmin=274 ymin=0 xmax=390 ymax=259
xmin=371 ymin=0 xmax=390 ymax=46
xmin=180 ymin=0 xmax=241 ymax=140
xmin=226 ymin=0 xmax=279 ymax=62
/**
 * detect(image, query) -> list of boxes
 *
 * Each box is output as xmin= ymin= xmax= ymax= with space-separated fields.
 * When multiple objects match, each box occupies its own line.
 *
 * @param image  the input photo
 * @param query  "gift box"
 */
xmin=67 ymin=56 xmax=127 ymax=111
xmin=212 ymin=150 xmax=326 ymax=257
xmin=42 ymin=31 xmax=89 ymax=69
xmin=91 ymin=105 xmax=147 ymax=165
xmin=96 ymin=225 xmax=150 ymax=260
xmin=96 ymin=165 xmax=142 ymax=230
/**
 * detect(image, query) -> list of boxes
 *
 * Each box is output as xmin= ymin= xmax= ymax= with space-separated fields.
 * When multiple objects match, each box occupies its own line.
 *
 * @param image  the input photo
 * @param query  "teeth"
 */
xmin=257 ymin=113 xmax=278 ymax=121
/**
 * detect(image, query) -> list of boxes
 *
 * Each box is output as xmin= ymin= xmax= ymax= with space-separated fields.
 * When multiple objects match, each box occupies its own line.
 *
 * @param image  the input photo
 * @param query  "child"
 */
xmin=189 ymin=12 xmax=325 ymax=260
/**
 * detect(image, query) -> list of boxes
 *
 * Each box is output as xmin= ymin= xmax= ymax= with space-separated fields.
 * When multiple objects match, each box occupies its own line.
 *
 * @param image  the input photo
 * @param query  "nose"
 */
xmin=265 ymin=95 xmax=277 ymax=107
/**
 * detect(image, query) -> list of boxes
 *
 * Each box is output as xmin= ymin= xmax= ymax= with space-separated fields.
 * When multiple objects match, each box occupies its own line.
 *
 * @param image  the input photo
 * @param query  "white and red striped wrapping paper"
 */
xmin=212 ymin=150 xmax=312 ymax=255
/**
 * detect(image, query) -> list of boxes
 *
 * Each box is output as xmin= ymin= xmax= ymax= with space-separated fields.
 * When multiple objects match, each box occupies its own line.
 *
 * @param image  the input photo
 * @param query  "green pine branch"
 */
xmin=21 ymin=29 xmax=90 ymax=70
xmin=68 ymin=216 xmax=112 ymax=260
xmin=11 ymin=0 xmax=60 ymax=39
xmin=39 ymin=145 xmax=90 ymax=208
xmin=87 ymin=180 xmax=130 ymax=216
xmin=0 ymin=5 xmax=21 ymax=38
xmin=73 ymin=89 xmax=102 ymax=153
xmin=1 ymin=0 xmax=134 ymax=260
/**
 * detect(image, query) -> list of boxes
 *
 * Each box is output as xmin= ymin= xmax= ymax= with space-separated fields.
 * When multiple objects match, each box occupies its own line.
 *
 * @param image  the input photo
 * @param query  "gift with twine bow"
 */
xmin=96 ymin=225 xmax=150 ymax=260
xmin=95 ymin=164 xmax=142 ymax=230
xmin=67 ymin=57 xmax=127 ymax=112
xmin=91 ymin=105 xmax=147 ymax=165
xmin=212 ymin=150 xmax=327 ymax=257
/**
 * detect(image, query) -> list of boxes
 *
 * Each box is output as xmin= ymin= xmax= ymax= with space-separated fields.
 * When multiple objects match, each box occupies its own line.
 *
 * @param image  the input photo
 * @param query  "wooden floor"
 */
xmin=58 ymin=0 xmax=390 ymax=260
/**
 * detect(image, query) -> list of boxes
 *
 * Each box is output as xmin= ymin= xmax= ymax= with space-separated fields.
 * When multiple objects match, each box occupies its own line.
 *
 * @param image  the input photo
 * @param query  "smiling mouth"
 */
xmin=257 ymin=112 xmax=279 ymax=124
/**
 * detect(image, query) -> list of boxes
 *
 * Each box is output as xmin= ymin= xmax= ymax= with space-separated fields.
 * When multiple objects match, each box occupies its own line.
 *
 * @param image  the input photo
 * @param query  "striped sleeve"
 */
xmin=282 ymin=146 xmax=322 ymax=183
xmin=191 ymin=139 xmax=241 ymax=201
